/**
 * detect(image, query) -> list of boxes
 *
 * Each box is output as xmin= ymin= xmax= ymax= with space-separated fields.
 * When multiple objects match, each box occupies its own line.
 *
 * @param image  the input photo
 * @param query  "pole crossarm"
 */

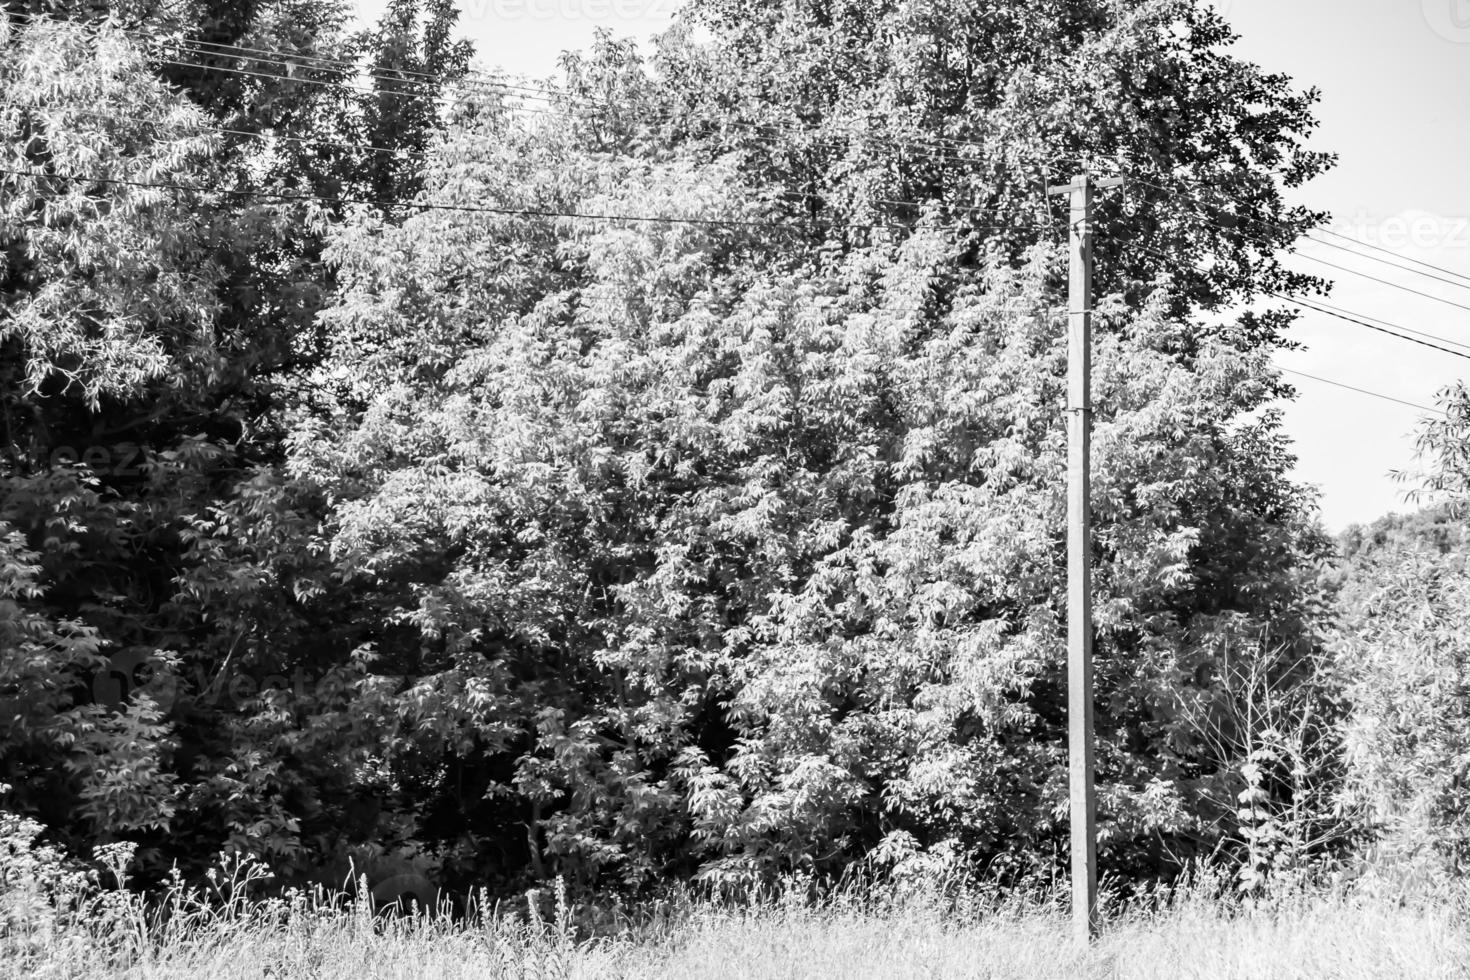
xmin=1047 ymin=175 xmax=1125 ymax=195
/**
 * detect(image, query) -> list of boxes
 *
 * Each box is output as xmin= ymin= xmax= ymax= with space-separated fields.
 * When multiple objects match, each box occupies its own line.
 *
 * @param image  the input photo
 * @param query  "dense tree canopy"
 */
xmin=269 ymin=96 xmax=1330 ymax=890
xmin=658 ymin=0 xmax=1333 ymax=321
xmin=0 ymin=3 xmax=472 ymax=877
xmin=1330 ymin=392 xmax=1470 ymax=881
xmin=1333 ymin=507 xmax=1470 ymax=879
xmin=0 ymin=1 xmax=1366 ymax=902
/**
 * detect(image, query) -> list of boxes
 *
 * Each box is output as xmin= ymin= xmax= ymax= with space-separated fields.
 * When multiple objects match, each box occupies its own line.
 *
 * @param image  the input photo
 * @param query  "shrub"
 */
xmin=1335 ymin=535 xmax=1470 ymax=880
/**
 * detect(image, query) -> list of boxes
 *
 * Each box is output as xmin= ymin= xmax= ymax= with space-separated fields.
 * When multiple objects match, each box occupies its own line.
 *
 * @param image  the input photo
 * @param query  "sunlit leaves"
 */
xmin=301 ymin=96 xmax=1328 ymax=889
xmin=0 ymin=15 xmax=223 ymax=405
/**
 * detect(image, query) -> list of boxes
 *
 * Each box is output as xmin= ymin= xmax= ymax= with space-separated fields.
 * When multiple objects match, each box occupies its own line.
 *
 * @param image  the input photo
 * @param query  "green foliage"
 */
xmin=1338 ymin=504 xmax=1469 ymax=564
xmin=0 ymin=0 xmax=1352 ymax=907
xmin=1337 ymin=386 xmax=1470 ymax=879
xmin=1336 ymin=378 xmax=1470 ymax=880
xmin=1408 ymin=382 xmax=1470 ymax=511
xmin=0 ymin=6 xmax=464 ymax=881
xmin=664 ymin=0 xmax=1332 ymax=321
xmin=280 ymin=86 xmax=1333 ymax=892
xmin=1335 ymin=539 xmax=1470 ymax=878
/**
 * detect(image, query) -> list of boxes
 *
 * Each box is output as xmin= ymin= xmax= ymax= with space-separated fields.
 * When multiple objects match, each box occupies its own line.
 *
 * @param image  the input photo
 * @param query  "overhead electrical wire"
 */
xmin=1134 ymin=172 xmax=1470 ymax=288
xmin=1279 ymin=369 xmax=1444 ymax=414
xmin=4 ymin=14 xmax=1459 ymax=416
xmin=127 ymin=36 xmax=1470 ymax=313
xmin=1283 ymin=296 xmax=1470 ymax=353
xmin=1289 ymin=294 xmax=1470 ymax=353
xmin=1120 ymin=236 xmax=1470 ymax=361
xmin=17 ymin=14 xmax=1277 ymax=235
xmin=146 ymin=49 xmax=996 ymax=175
xmin=36 ymin=6 xmax=1470 ymax=306
xmin=2 ymin=12 xmax=1003 ymax=174
xmin=1113 ymin=238 xmax=1464 ymax=411
xmin=1267 ymin=292 xmax=1470 ymax=361
xmin=1306 ymin=227 xmax=1470 ymax=291
xmin=0 ymin=169 xmax=1447 ymax=416
xmin=1127 ymin=176 xmax=1470 ymax=306
xmin=0 ymin=164 xmax=1054 ymax=242
xmin=151 ymin=29 xmax=1007 ymax=161
xmin=5 ymin=164 xmax=1443 ymax=416
xmin=1288 ymin=250 xmax=1470 ymax=315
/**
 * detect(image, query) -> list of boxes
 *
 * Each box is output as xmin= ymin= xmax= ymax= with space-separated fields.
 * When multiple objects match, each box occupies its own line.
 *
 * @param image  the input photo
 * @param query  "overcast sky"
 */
xmin=351 ymin=0 xmax=1470 ymax=532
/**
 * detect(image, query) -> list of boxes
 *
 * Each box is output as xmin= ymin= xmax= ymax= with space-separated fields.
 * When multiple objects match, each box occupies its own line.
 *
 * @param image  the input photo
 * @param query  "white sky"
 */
xmin=351 ymin=0 xmax=1470 ymax=532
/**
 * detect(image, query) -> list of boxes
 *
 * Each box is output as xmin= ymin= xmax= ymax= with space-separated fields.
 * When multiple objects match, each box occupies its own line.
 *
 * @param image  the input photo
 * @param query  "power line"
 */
xmin=149 ymin=47 xmax=994 ymax=174
xmin=49 ymin=156 xmax=1402 ymax=384
xmin=1268 ymin=292 xmax=1470 ymax=361
xmin=5 ymin=13 xmax=1117 ymax=241
xmin=6 ymin=11 xmax=1003 ymax=173
xmin=173 ymin=33 xmax=559 ymax=105
xmin=1289 ymin=296 xmax=1470 ymax=353
xmin=152 ymin=55 xmax=459 ymax=105
xmin=1289 ymin=250 xmax=1470 ymax=315
xmin=1310 ymin=226 xmax=1470 ymax=290
xmin=1296 ymin=238 xmax=1470 ymax=295
xmin=0 ymin=164 xmax=1055 ymax=324
xmin=1121 ymin=238 xmax=1470 ymax=369
xmin=1305 ymin=235 xmax=1470 ymax=293
xmin=140 ymin=30 xmax=1470 ymax=307
xmin=0 ymin=164 xmax=1053 ymax=240
xmin=151 ymin=29 xmax=1004 ymax=162
xmin=1115 ymin=187 xmax=1470 ymax=334
xmin=1280 ymin=368 xmax=1444 ymax=414
xmin=0 ymin=100 xmax=1050 ymax=231
xmin=6 ymin=163 xmax=1446 ymax=417
xmin=10 ymin=21 xmax=1453 ymax=415
xmin=1129 ymin=176 xmax=1470 ymax=302
xmin=1150 ymin=173 xmax=1470 ymax=287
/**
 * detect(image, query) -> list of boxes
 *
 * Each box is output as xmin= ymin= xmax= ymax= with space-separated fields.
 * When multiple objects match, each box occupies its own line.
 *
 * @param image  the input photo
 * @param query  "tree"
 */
xmin=1334 ymin=525 xmax=1470 ymax=879
xmin=0 ymin=1 xmax=1344 ymax=901
xmin=1407 ymin=382 xmax=1470 ymax=511
xmin=351 ymin=0 xmax=472 ymax=202
xmin=0 ymin=5 xmax=469 ymax=882
xmin=280 ymin=80 xmax=1333 ymax=892
xmin=646 ymin=0 xmax=1331 ymax=338
xmin=1332 ymin=388 xmax=1470 ymax=881
xmin=0 ymin=12 xmax=227 ymax=842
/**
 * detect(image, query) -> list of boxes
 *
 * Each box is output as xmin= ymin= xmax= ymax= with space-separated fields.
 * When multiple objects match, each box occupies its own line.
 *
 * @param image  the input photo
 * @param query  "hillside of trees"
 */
xmin=1 ymin=0 xmax=1469 ymax=916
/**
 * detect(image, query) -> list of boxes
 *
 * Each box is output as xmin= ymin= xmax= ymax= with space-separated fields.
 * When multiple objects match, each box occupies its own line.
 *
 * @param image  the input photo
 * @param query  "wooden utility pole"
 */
xmin=1047 ymin=172 xmax=1122 ymax=944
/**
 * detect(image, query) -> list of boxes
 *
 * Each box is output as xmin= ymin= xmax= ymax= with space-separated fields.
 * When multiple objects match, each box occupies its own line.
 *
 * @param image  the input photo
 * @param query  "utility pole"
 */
xmin=1047 ymin=172 xmax=1122 ymax=945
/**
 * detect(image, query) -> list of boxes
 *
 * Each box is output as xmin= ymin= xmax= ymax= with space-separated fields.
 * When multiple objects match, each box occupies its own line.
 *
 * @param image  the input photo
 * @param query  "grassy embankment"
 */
xmin=5 ymin=859 xmax=1468 ymax=980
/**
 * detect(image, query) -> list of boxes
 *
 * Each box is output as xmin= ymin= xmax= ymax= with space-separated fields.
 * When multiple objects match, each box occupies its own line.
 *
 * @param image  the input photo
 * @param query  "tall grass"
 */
xmin=5 ymin=848 xmax=1468 ymax=980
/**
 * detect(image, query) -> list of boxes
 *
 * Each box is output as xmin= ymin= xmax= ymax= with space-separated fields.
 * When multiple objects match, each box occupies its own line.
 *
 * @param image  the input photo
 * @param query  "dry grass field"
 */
xmin=6 ymin=864 xmax=1468 ymax=980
